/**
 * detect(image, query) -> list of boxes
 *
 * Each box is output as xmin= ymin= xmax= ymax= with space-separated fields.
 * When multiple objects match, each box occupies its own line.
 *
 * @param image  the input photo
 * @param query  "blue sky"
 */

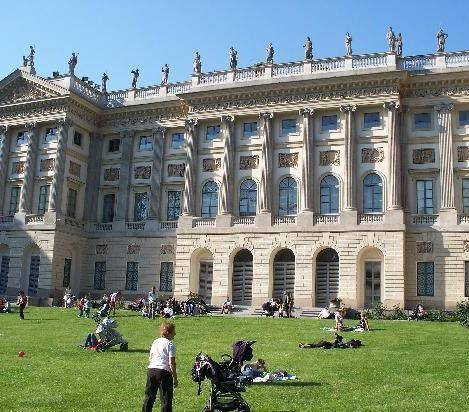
xmin=1 ymin=0 xmax=468 ymax=91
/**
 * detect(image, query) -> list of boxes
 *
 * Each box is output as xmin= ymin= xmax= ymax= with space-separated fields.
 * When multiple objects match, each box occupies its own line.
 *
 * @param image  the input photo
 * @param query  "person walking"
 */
xmin=142 ymin=322 xmax=178 ymax=412
xmin=17 ymin=290 xmax=28 ymax=320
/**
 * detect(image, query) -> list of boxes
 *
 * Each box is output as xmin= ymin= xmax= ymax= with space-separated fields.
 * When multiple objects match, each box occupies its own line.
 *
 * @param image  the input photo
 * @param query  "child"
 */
xmin=356 ymin=312 xmax=370 ymax=331
xmin=334 ymin=310 xmax=344 ymax=331
xmin=142 ymin=322 xmax=178 ymax=412
xmin=77 ymin=297 xmax=85 ymax=317
xmin=84 ymin=295 xmax=92 ymax=318
xmin=17 ymin=290 xmax=28 ymax=320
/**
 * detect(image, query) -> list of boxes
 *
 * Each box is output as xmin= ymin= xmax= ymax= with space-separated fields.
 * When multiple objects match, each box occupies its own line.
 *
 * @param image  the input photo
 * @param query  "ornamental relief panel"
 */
xmin=168 ymin=163 xmax=185 ymax=177
xmin=202 ymin=158 xmax=221 ymax=172
xmin=413 ymin=149 xmax=435 ymax=164
xmin=104 ymin=168 xmax=120 ymax=181
xmin=95 ymin=244 xmax=108 ymax=255
xmin=320 ymin=150 xmax=340 ymax=166
xmin=12 ymin=161 xmax=25 ymax=174
xmin=278 ymin=153 xmax=298 ymax=168
xmin=240 ymin=155 xmax=259 ymax=170
xmin=134 ymin=165 xmax=152 ymax=179
xmin=416 ymin=241 xmax=433 ymax=254
xmin=464 ymin=240 xmax=469 ymax=254
xmin=457 ymin=146 xmax=469 ymax=162
xmin=40 ymin=158 xmax=55 ymax=172
xmin=127 ymin=244 xmax=141 ymax=254
xmin=160 ymin=244 xmax=175 ymax=255
xmin=361 ymin=148 xmax=384 ymax=163
xmin=69 ymin=161 xmax=81 ymax=177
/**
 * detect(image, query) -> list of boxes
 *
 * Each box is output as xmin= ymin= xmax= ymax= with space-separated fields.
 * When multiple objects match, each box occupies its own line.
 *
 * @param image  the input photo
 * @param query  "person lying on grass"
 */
xmin=299 ymin=333 xmax=362 ymax=349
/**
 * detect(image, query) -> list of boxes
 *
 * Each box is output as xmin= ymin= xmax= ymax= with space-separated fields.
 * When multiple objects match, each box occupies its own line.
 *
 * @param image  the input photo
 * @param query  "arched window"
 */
xmin=239 ymin=179 xmax=257 ymax=216
xmin=320 ymin=175 xmax=339 ymax=214
xmin=279 ymin=177 xmax=297 ymax=216
xmin=363 ymin=173 xmax=383 ymax=213
xmin=201 ymin=181 xmax=219 ymax=218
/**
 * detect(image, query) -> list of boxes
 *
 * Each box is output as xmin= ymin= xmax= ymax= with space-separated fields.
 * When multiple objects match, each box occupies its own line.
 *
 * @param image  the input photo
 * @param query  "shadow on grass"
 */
xmin=124 ymin=349 xmax=149 ymax=353
xmin=253 ymin=381 xmax=323 ymax=387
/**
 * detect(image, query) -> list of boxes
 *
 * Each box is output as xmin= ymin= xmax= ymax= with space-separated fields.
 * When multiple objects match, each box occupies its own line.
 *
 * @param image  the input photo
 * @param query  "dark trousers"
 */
xmin=142 ymin=368 xmax=173 ymax=412
xmin=19 ymin=304 xmax=26 ymax=319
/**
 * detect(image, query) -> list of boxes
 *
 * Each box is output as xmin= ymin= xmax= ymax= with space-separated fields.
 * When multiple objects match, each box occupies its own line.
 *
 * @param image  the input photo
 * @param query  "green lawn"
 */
xmin=0 ymin=308 xmax=468 ymax=412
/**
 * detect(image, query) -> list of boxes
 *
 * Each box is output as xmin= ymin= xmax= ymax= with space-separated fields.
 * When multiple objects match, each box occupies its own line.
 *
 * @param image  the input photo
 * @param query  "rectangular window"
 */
xmin=364 ymin=112 xmax=381 ymax=128
xmin=9 ymin=187 xmax=20 ymax=215
xmin=281 ymin=119 xmax=297 ymax=135
xmin=465 ymin=261 xmax=469 ymax=297
xmin=459 ymin=110 xmax=469 ymax=127
xmin=160 ymin=262 xmax=174 ymax=292
xmin=414 ymin=113 xmax=432 ymax=130
xmin=167 ymin=190 xmax=182 ymax=221
xmin=125 ymin=262 xmax=139 ymax=291
xmin=16 ymin=131 xmax=28 ymax=145
xmin=463 ymin=179 xmax=469 ymax=215
xmin=94 ymin=261 xmax=106 ymax=290
xmin=171 ymin=133 xmax=185 ymax=149
xmin=44 ymin=128 xmax=57 ymax=143
xmin=38 ymin=185 xmax=50 ymax=214
xmin=108 ymin=138 xmax=121 ymax=152
xmin=28 ymin=255 xmax=40 ymax=295
xmin=138 ymin=135 xmax=153 ymax=151
xmin=102 ymin=193 xmax=115 ymax=223
xmin=243 ymin=122 xmax=258 ymax=138
xmin=416 ymin=180 xmax=433 ymax=214
xmin=417 ymin=262 xmax=434 ymax=296
xmin=206 ymin=125 xmax=221 ymax=141
xmin=66 ymin=188 xmax=77 ymax=218
xmin=73 ymin=131 xmax=83 ymax=146
xmin=322 ymin=115 xmax=338 ymax=131
xmin=0 ymin=256 xmax=10 ymax=294
xmin=62 ymin=258 xmax=71 ymax=288
xmin=133 ymin=192 xmax=149 ymax=221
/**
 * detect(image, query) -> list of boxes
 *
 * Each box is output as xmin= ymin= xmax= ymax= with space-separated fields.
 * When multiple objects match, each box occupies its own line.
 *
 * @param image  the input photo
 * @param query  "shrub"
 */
xmin=388 ymin=304 xmax=407 ymax=320
xmin=455 ymin=299 xmax=469 ymax=327
xmin=364 ymin=302 xmax=387 ymax=320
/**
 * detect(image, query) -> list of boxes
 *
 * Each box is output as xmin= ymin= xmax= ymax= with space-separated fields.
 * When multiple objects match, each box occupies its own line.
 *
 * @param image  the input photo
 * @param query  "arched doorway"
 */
xmin=232 ymin=249 xmax=253 ymax=305
xmin=0 ymin=244 xmax=10 ymax=294
xmin=273 ymin=249 xmax=295 ymax=299
xmin=315 ymin=248 xmax=339 ymax=307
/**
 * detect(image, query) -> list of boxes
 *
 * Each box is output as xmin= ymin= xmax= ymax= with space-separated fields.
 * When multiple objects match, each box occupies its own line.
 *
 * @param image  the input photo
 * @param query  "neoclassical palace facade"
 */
xmin=2 ymin=49 xmax=469 ymax=309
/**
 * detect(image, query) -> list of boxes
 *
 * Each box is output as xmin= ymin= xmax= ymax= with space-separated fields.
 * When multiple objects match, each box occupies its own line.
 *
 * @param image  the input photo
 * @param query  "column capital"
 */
xmin=220 ymin=115 xmax=234 ymax=123
xmin=185 ymin=118 xmax=198 ymax=131
xmin=259 ymin=112 xmax=274 ymax=120
xmin=340 ymin=104 xmax=357 ymax=113
xmin=435 ymin=102 xmax=454 ymax=113
xmin=0 ymin=125 xmax=8 ymax=135
xmin=299 ymin=107 xmax=315 ymax=117
xmin=57 ymin=117 xmax=73 ymax=129
xmin=152 ymin=125 xmax=167 ymax=135
xmin=24 ymin=121 xmax=38 ymax=132
xmin=383 ymin=101 xmax=401 ymax=111
xmin=119 ymin=130 xmax=136 ymax=139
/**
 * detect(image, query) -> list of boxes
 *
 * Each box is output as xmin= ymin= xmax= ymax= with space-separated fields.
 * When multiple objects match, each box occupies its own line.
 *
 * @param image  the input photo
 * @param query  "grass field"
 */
xmin=1 ymin=308 xmax=468 ymax=412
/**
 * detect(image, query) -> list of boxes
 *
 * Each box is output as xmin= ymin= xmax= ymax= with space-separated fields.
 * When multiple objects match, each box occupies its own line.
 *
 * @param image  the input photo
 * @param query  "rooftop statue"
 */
xmin=345 ymin=32 xmax=352 ymax=56
xmin=131 ymin=68 xmax=139 ymax=89
xmin=437 ymin=28 xmax=448 ymax=53
xmin=229 ymin=47 xmax=238 ymax=70
xmin=193 ymin=52 xmax=202 ymax=75
xmin=387 ymin=27 xmax=396 ymax=52
xmin=161 ymin=64 xmax=169 ymax=84
xmin=266 ymin=42 xmax=274 ymax=64
xmin=397 ymin=33 xmax=403 ymax=56
xmin=304 ymin=36 xmax=313 ymax=60
xmin=22 ymin=55 xmax=28 ymax=67
xmin=68 ymin=52 xmax=78 ymax=76
xmin=28 ymin=46 xmax=35 ymax=67
xmin=101 ymin=72 xmax=109 ymax=93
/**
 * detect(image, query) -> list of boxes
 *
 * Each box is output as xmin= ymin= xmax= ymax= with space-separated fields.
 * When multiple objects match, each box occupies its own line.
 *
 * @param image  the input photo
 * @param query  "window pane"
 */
xmin=206 ymin=125 xmax=220 ymax=140
xmin=417 ymin=262 xmax=434 ymax=296
xmin=279 ymin=177 xmax=297 ymax=216
xmin=44 ymin=128 xmax=57 ymax=143
xmin=459 ymin=111 xmax=469 ymax=126
xmin=281 ymin=119 xmax=296 ymax=135
xmin=16 ymin=131 xmax=29 ymax=145
xmin=108 ymin=139 xmax=121 ymax=152
xmin=125 ymin=262 xmax=139 ymax=291
xmin=103 ymin=194 xmax=115 ymax=223
xmin=73 ymin=131 xmax=82 ymax=146
xmin=363 ymin=174 xmax=383 ymax=213
xmin=201 ymin=181 xmax=218 ymax=217
xmin=28 ymin=255 xmax=40 ymax=295
xmin=167 ymin=190 xmax=182 ymax=221
xmin=364 ymin=112 xmax=380 ymax=128
xmin=0 ymin=256 xmax=10 ymax=294
xmin=94 ymin=262 xmax=106 ymax=290
xmin=414 ymin=113 xmax=432 ymax=129
xmin=416 ymin=180 xmax=433 ymax=214
xmin=463 ymin=179 xmax=469 ymax=214
xmin=171 ymin=133 xmax=185 ymax=149
xmin=38 ymin=185 xmax=50 ymax=214
xmin=138 ymin=136 xmax=153 ymax=151
xmin=62 ymin=258 xmax=72 ymax=287
xmin=160 ymin=262 xmax=173 ymax=292
xmin=66 ymin=188 xmax=77 ymax=218
xmin=322 ymin=115 xmax=338 ymax=131
xmin=133 ymin=192 xmax=149 ymax=221
xmin=243 ymin=122 xmax=258 ymax=137
xmin=320 ymin=176 xmax=339 ymax=214
xmin=239 ymin=179 xmax=257 ymax=216
xmin=9 ymin=187 xmax=20 ymax=215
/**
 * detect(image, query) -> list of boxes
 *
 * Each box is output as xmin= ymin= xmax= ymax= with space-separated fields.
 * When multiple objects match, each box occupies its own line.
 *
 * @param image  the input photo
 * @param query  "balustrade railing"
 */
xmin=95 ymin=223 xmax=113 ymax=231
xmin=234 ymin=66 xmax=265 ymax=81
xmin=311 ymin=57 xmax=346 ymax=72
xmin=126 ymin=222 xmax=146 ymax=231
xmin=232 ymin=216 xmax=255 ymax=225
xmin=193 ymin=218 xmax=215 ymax=227
xmin=0 ymin=216 xmax=14 ymax=224
xmin=445 ymin=51 xmax=469 ymax=67
xmin=273 ymin=215 xmax=297 ymax=225
xmin=411 ymin=214 xmax=438 ymax=225
xmin=358 ymin=213 xmax=384 ymax=224
xmin=64 ymin=217 xmax=84 ymax=228
xmin=167 ymin=82 xmax=191 ymax=94
xmin=399 ymin=55 xmax=436 ymax=70
xmin=273 ymin=62 xmax=304 ymax=77
xmin=458 ymin=215 xmax=469 ymax=224
xmin=200 ymin=71 xmax=228 ymax=85
xmin=135 ymin=86 xmax=160 ymax=100
xmin=159 ymin=221 xmax=178 ymax=230
xmin=314 ymin=214 xmax=339 ymax=224
xmin=26 ymin=214 xmax=44 ymax=224
xmin=352 ymin=53 xmax=387 ymax=68
xmin=106 ymin=90 xmax=129 ymax=107
xmin=70 ymin=77 xmax=103 ymax=104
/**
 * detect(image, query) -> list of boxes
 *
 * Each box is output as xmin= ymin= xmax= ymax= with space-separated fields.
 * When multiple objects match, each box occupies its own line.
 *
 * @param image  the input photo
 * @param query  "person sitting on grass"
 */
xmin=356 ymin=312 xmax=370 ymax=331
xmin=408 ymin=303 xmax=426 ymax=321
xmin=221 ymin=297 xmax=233 ymax=314
xmin=0 ymin=298 xmax=11 ymax=313
xmin=162 ymin=303 xmax=174 ymax=318
xmin=318 ymin=307 xmax=331 ymax=319
xmin=242 ymin=358 xmax=267 ymax=379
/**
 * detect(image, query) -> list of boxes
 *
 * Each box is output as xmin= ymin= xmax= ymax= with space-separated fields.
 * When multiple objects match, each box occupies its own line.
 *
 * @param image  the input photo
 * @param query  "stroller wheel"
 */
xmin=120 ymin=343 xmax=128 ymax=351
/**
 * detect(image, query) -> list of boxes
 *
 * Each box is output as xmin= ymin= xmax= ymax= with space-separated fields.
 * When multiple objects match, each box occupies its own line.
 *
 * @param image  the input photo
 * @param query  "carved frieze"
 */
xmin=278 ymin=153 xmax=298 ymax=168
xmin=202 ymin=158 xmax=221 ymax=172
xmin=464 ymin=240 xmax=469 ymax=253
xmin=104 ymin=168 xmax=120 ymax=181
xmin=416 ymin=241 xmax=433 ymax=254
xmin=168 ymin=163 xmax=185 ymax=177
xmin=12 ymin=161 xmax=25 ymax=174
xmin=457 ymin=146 xmax=469 ymax=162
xmin=0 ymin=78 xmax=57 ymax=105
xmin=361 ymin=148 xmax=384 ymax=163
xmin=134 ymin=165 xmax=151 ymax=179
xmin=95 ymin=244 xmax=108 ymax=255
xmin=240 ymin=155 xmax=259 ymax=170
xmin=320 ymin=150 xmax=340 ymax=166
xmin=40 ymin=158 xmax=55 ymax=172
xmin=413 ymin=149 xmax=435 ymax=164
xmin=69 ymin=161 xmax=81 ymax=177
xmin=127 ymin=244 xmax=141 ymax=254
xmin=160 ymin=244 xmax=175 ymax=255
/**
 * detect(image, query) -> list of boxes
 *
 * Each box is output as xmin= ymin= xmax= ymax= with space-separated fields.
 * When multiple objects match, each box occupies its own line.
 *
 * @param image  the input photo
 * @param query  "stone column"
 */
xmin=0 ymin=125 xmax=10 ymax=214
xmin=436 ymin=103 xmax=457 ymax=225
xmin=83 ymin=133 xmax=103 ymax=222
xmin=384 ymin=101 xmax=404 ymax=224
xmin=259 ymin=112 xmax=274 ymax=213
xmin=182 ymin=119 xmax=198 ymax=216
xmin=115 ymin=130 xmax=134 ymax=221
xmin=219 ymin=115 xmax=235 ymax=215
xmin=149 ymin=126 xmax=166 ymax=220
xmin=18 ymin=122 xmax=39 ymax=214
xmin=48 ymin=119 xmax=71 ymax=213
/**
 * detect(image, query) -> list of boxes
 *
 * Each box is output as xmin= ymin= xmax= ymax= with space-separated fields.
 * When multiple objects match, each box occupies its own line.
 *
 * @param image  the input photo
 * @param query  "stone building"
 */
xmin=1 ymin=48 xmax=469 ymax=310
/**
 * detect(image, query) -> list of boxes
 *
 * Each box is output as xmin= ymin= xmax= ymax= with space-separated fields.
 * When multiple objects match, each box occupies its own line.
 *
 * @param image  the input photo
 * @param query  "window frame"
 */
xmin=94 ymin=261 xmax=106 ymax=290
xmin=463 ymin=178 xmax=469 ymax=215
xmin=138 ymin=135 xmax=153 ymax=152
xmin=206 ymin=125 xmax=221 ymax=141
xmin=459 ymin=110 xmax=469 ymax=127
xmin=278 ymin=176 xmax=298 ymax=216
xmin=102 ymin=193 xmax=116 ymax=223
xmin=201 ymin=180 xmax=219 ymax=218
xmin=167 ymin=190 xmax=182 ymax=221
xmin=414 ymin=112 xmax=432 ymax=131
xmin=416 ymin=261 xmax=435 ymax=297
xmin=73 ymin=131 xmax=83 ymax=147
xmin=321 ymin=114 xmax=339 ymax=132
xmin=108 ymin=138 xmax=121 ymax=153
xmin=363 ymin=173 xmax=383 ymax=213
xmin=125 ymin=262 xmax=139 ymax=291
xmin=38 ymin=185 xmax=50 ymax=214
xmin=416 ymin=180 xmax=433 ymax=214
xmin=363 ymin=112 xmax=381 ymax=129
xmin=16 ymin=131 xmax=28 ymax=146
xmin=44 ymin=127 xmax=58 ymax=143
xmin=239 ymin=179 xmax=257 ymax=217
xmin=320 ymin=175 xmax=340 ymax=215
xmin=133 ymin=191 xmax=149 ymax=222
xmin=281 ymin=119 xmax=297 ymax=136
xmin=170 ymin=132 xmax=185 ymax=149
xmin=66 ymin=187 xmax=78 ymax=219
xmin=9 ymin=186 xmax=21 ymax=215
xmin=159 ymin=261 xmax=174 ymax=292
xmin=242 ymin=122 xmax=258 ymax=138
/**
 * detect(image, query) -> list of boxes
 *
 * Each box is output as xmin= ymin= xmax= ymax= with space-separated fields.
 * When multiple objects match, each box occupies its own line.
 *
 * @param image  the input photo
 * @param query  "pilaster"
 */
xmin=115 ymin=130 xmax=134 ymax=221
xmin=259 ymin=112 xmax=274 ymax=213
xmin=182 ymin=119 xmax=198 ymax=216
xmin=83 ymin=133 xmax=103 ymax=222
xmin=18 ymin=122 xmax=39 ymax=214
xmin=219 ymin=115 xmax=235 ymax=215
xmin=0 ymin=125 xmax=10 ymax=214
xmin=340 ymin=104 xmax=357 ymax=211
xmin=149 ymin=126 xmax=166 ymax=219
xmin=299 ymin=108 xmax=315 ymax=213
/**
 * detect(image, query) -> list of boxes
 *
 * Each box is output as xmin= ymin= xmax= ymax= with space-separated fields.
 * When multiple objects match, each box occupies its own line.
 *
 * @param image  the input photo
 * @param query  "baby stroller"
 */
xmin=95 ymin=317 xmax=128 ymax=351
xmin=192 ymin=341 xmax=255 ymax=411
xmin=92 ymin=302 xmax=110 ymax=322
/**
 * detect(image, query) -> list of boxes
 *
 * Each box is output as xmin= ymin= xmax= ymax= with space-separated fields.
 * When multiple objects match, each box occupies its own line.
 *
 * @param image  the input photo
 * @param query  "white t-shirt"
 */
xmin=148 ymin=337 xmax=176 ymax=372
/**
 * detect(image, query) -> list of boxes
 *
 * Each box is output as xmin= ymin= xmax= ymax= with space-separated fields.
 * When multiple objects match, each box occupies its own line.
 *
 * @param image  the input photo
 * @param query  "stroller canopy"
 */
xmin=232 ymin=340 xmax=256 ymax=368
